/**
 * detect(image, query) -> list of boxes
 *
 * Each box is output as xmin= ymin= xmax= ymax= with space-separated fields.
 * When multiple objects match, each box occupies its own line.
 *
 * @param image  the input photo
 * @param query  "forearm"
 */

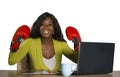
xmin=8 ymin=47 xmax=28 ymax=65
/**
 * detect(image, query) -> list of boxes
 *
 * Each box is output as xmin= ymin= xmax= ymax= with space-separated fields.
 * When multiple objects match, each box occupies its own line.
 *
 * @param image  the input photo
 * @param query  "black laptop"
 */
xmin=73 ymin=42 xmax=115 ymax=75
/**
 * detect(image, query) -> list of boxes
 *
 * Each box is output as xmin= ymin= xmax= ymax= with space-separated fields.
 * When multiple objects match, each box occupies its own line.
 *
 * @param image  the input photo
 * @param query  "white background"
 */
xmin=0 ymin=0 xmax=120 ymax=70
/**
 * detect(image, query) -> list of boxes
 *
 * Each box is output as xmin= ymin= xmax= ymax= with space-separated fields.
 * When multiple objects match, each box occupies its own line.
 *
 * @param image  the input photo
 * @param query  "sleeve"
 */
xmin=62 ymin=42 xmax=78 ymax=63
xmin=8 ymin=39 xmax=30 ymax=65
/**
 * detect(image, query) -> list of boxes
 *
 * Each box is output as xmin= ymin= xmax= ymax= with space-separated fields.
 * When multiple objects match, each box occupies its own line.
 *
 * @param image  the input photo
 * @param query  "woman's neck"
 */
xmin=41 ymin=38 xmax=53 ymax=44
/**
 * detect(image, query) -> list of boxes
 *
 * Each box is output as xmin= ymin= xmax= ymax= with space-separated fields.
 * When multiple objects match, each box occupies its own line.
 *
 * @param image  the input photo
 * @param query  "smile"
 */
xmin=44 ymin=31 xmax=49 ymax=34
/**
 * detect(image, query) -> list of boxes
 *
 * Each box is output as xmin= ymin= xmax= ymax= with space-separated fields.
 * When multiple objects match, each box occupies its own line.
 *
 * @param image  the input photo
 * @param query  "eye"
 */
xmin=48 ymin=23 xmax=54 ymax=26
xmin=48 ymin=23 xmax=52 ymax=25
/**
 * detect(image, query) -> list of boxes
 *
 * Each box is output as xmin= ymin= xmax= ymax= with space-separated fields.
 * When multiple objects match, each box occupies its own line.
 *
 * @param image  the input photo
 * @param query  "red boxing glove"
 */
xmin=10 ymin=25 xmax=30 ymax=51
xmin=66 ymin=26 xmax=81 ymax=52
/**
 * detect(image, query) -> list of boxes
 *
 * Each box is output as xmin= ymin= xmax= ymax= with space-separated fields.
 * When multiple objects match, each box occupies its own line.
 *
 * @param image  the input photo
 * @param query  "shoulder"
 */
xmin=53 ymin=39 xmax=67 ymax=46
xmin=25 ymin=38 xmax=39 ymax=42
xmin=21 ymin=38 xmax=40 ymax=45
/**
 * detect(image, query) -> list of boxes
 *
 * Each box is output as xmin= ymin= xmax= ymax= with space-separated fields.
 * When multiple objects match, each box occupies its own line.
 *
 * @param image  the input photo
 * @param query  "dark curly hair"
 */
xmin=29 ymin=12 xmax=66 ymax=42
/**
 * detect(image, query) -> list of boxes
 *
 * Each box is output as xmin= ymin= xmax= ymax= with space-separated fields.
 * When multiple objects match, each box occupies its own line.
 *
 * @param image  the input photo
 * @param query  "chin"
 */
xmin=43 ymin=35 xmax=52 ymax=38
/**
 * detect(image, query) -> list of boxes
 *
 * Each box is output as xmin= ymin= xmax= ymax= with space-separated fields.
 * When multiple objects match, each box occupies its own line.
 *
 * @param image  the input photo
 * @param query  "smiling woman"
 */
xmin=39 ymin=17 xmax=55 ymax=59
xmin=8 ymin=12 xmax=78 ymax=74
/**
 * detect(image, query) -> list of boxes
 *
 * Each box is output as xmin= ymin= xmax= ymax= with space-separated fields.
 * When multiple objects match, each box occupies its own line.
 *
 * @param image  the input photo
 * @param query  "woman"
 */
xmin=8 ymin=12 xmax=78 ymax=74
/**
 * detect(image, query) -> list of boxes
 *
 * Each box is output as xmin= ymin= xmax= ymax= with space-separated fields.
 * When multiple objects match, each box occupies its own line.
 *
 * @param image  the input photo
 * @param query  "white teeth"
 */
xmin=44 ymin=31 xmax=49 ymax=33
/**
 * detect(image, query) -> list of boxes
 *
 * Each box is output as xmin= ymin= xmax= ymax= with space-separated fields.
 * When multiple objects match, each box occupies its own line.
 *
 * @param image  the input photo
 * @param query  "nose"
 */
xmin=43 ymin=25 xmax=49 ymax=29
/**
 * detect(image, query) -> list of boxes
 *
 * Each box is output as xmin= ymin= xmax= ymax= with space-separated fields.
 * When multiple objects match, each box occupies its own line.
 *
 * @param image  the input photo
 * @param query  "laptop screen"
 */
xmin=76 ymin=42 xmax=115 ymax=75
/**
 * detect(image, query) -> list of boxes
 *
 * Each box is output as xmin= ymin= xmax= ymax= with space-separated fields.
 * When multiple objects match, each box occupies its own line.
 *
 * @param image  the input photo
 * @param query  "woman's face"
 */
xmin=40 ymin=17 xmax=54 ymax=38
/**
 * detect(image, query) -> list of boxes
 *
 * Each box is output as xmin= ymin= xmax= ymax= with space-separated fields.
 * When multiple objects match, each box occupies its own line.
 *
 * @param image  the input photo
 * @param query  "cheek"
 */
xmin=51 ymin=27 xmax=54 ymax=32
xmin=48 ymin=26 xmax=54 ymax=32
xmin=51 ymin=28 xmax=54 ymax=34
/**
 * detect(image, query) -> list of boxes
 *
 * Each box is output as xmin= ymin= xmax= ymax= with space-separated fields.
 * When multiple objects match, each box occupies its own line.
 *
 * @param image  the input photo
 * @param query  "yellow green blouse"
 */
xmin=8 ymin=38 xmax=78 ymax=72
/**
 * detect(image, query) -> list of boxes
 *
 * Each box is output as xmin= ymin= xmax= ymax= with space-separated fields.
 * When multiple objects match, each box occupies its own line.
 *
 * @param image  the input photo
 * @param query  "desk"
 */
xmin=0 ymin=70 xmax=120 ymax=77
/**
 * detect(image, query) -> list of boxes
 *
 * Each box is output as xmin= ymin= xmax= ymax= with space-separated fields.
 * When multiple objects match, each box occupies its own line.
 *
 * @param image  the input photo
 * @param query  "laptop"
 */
xmin=73 ymin=42 xmax=115 ymax=75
